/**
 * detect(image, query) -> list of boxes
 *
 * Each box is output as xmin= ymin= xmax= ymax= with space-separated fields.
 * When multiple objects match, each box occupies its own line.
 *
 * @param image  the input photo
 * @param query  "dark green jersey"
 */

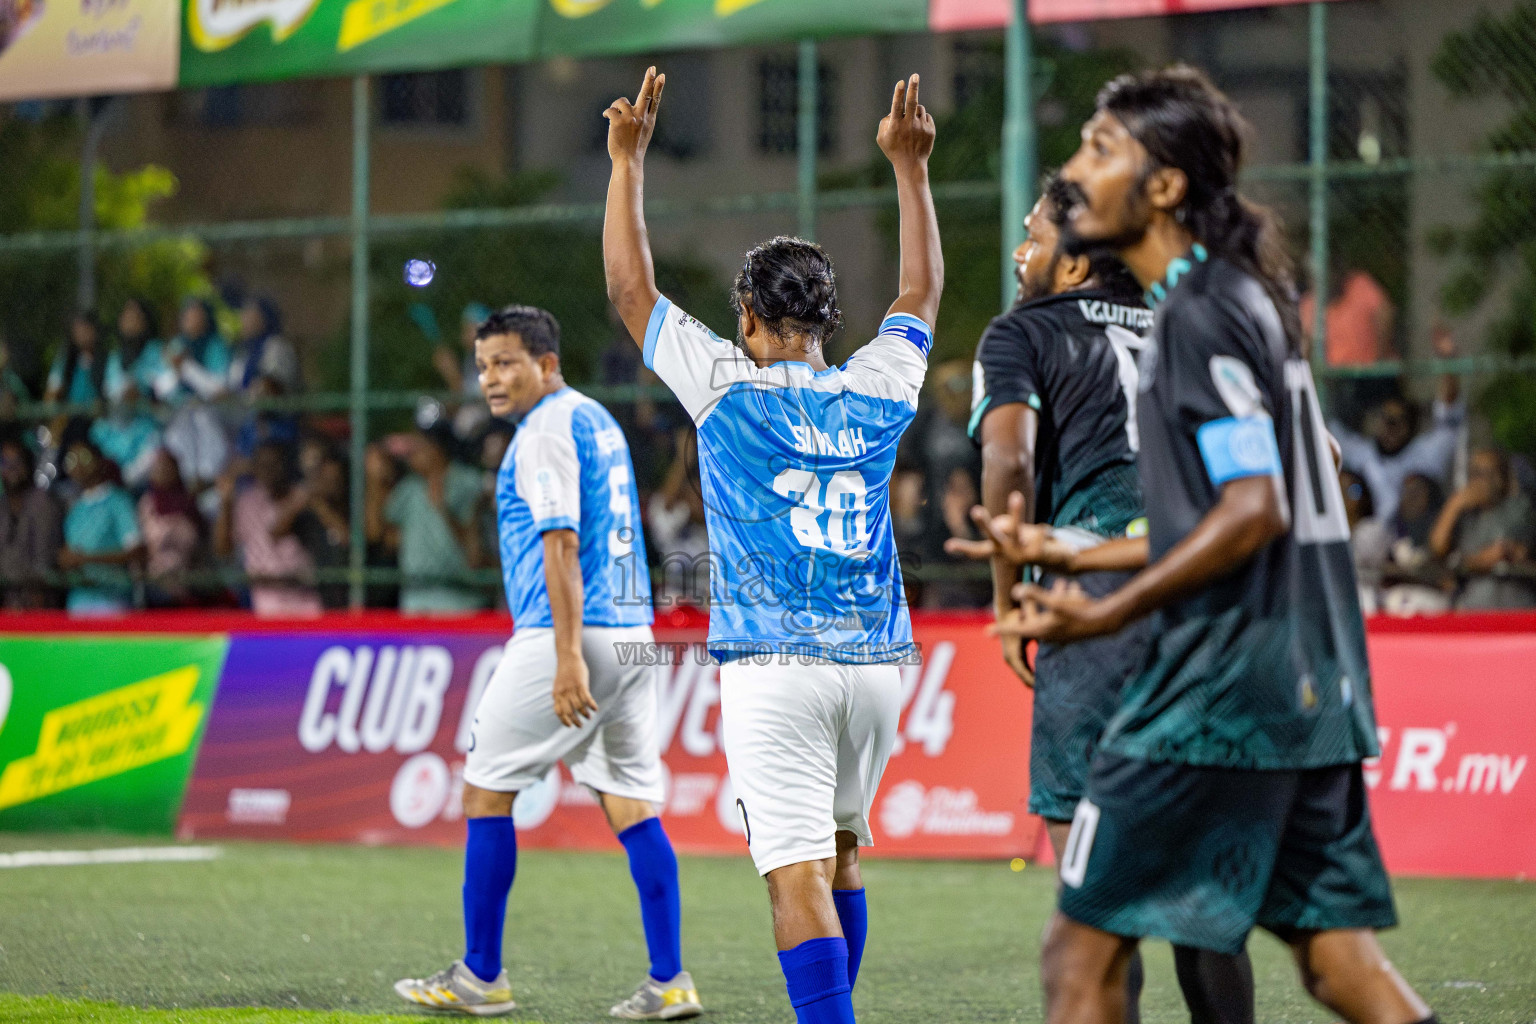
xmin=1100 ymin=249 xmax=1379 ymax=770
xmin=968 ymin=289 xmax=1151 ymax=537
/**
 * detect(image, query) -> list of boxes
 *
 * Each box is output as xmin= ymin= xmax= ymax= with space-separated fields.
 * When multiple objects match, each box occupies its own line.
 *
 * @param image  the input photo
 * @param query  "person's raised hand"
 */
xmin=604 ymin=66 xmax=666 ymax=164
xmin=877 ymin=73 xmax=936 ymax=169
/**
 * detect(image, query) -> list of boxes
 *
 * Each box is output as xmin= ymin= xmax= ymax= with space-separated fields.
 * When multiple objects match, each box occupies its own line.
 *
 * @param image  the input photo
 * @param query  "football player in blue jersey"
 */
xmin=603 ymin=67 xmax=942 ymax=1024
xmin=394 ymin=305 xmax=702 ymax=1021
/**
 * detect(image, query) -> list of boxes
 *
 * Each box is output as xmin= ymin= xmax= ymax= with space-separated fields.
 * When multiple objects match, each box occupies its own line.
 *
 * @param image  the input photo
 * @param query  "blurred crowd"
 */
xmin=0 ymin=289 xmax=1532 ymax=617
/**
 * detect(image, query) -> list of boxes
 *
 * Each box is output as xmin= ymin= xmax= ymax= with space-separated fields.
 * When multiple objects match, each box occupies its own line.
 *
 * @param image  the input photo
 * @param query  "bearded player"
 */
xmin=604 ymin=67 xmax=941 ymax=1024
xmin=394 ymin=305 xmax=702 ymax=1020
xmin=995 ymin=66 xmax=1438 ymax=1024
xmin=947 ymin=173 xmax=1255 ymax=1024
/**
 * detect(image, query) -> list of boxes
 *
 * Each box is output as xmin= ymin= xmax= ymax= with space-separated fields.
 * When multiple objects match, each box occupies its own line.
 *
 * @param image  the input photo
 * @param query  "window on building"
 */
xmin=169 ymin=83 xmax=319 ymax=129
xmin=952 ymin=38 xmax=1002 ymax=111
xmin=757 ymin=55 xmax=835 ymax=156
xmin=379 ymin=70 xmax=473 ymax=128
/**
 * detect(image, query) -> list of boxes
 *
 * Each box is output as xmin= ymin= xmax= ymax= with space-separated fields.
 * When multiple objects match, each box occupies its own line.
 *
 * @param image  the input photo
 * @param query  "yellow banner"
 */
xmin=338 ymin=0 xmax=460 ymax=53
xmin=0 ymin=666 xmax=206 ymax=811
xmin=0 ymin=0 xmax=180 ymax=102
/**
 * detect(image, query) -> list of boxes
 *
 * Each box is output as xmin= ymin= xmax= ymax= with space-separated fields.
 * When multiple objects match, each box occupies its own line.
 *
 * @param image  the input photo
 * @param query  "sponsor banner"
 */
xmin=1363 ymin=629 xmax=1536 ymax=879
xmin=0 ymin=635 xmax=227 ymax=833
xmin=178 ymin=623 xmax=1042 ymax=858
xmin=0 ymin=0 xmax=180 ymax=101
xmin=180 ymin=0 xmax=927 ymax=87
xmin=180 ymin=0 xmax=539 ymax=87
xmin=931 ymin=0 xmax=1345 ymax=31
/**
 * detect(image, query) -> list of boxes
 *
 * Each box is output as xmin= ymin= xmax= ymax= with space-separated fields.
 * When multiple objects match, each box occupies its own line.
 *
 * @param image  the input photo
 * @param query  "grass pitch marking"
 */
xmin=0 ymin=845 xmax=222 ymax=869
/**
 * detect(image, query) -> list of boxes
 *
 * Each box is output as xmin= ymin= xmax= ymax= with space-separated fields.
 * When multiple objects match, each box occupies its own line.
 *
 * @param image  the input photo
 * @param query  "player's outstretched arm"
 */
xmin=879 ymin=75 xmax=943 ymax=329
xmin=603 ymin=66 xmax=667 ymax=349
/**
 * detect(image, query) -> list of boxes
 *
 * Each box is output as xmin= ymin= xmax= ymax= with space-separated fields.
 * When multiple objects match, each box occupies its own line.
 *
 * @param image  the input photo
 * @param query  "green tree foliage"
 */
xmin=1433 ymin=4 xmax=1536 ymax=453
xmin=0 ymin=110 xmax=209 ymax=389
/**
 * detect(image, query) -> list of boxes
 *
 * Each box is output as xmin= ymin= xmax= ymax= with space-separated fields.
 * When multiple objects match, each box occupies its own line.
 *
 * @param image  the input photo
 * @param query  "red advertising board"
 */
xmin=1362 ymin=622 xmax=1536 ymax=879
xmin=930 ymin=0 xmax=1343 ymax=30
xmin=176 ymin=616 xmax=1044 ymax=860
xmin=15 ymin=607 xmax=1514 ymax=878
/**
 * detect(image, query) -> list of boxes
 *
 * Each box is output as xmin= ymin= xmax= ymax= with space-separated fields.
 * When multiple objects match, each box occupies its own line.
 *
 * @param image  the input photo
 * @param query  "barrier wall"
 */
xmin=0 ymin=611 xmax=1531 ymax=877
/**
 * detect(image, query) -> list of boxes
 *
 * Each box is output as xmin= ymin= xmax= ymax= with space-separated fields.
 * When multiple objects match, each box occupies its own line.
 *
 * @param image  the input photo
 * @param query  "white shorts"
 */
xmin=463 ymin=624 xmax=665 ymax=804
xmin=719 ymin=659 xmax=903 ymax=876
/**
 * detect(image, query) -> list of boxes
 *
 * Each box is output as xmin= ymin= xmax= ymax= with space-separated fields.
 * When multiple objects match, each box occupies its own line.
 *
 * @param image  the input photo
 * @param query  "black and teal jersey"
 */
xmin=1101 ymin=248 xmax=1379 ymax=771
xmin=969 ymin=289 xmax=1152 ymax=537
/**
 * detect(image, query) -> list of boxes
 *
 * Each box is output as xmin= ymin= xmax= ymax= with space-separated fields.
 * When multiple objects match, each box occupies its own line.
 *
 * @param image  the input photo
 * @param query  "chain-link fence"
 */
xmin=1 ymin=0 xmax=1533 ymax=614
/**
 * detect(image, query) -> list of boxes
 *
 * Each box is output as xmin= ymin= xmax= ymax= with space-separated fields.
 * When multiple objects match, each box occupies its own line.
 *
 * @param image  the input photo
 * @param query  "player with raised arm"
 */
xmin=946 ymin=174 xmax=1255 ymax=1024
xmin=603 ymin=67 xmax=941 ymax=1024
xmin=394 ymin=305 xmax=702 ymax=1021
xmin=993 ymin=67 xmax=1438 ymax=1024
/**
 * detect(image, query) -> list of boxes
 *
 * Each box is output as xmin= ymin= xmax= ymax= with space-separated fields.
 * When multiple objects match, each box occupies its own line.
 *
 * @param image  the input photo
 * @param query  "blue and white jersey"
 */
xmin=643 ymin=298 xmax=932 ymax=664
xmin=496 ymin=387 xmax=652 ymax=631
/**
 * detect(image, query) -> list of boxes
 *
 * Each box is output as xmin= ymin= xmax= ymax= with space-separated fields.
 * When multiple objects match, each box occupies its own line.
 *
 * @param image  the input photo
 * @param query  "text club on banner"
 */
xmin=0 ymin=635 xmax=227 ymax=833
xmin=177 ymin=623 xmax=1042 ymax=858
xmin=0 ymin=0 xmax=179 ymax=102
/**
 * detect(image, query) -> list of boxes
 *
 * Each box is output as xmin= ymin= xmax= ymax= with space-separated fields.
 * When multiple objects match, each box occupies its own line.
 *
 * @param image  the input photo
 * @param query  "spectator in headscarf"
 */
xmin=139 ymin=448 xmax=207 ymax=608
xmin=58 ymin=439 xmax=143 ymax=615
xmin=215 ymin=439 xmax=322 ymax=617
xmin=159 ymin=298 xmax=234 ymax=503
xmin=0 ymin=438 xmax=63 ymax=609
xmin=106 ymin=297 xmax=167 ymax=405
xmin=45 ymin=311 xmax=108 ymax=452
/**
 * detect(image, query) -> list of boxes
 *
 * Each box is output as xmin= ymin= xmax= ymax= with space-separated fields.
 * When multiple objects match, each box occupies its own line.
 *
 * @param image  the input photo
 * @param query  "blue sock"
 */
xmin=777 ymin=936 xmax=856 ymax=1024
xmin=462 ymin=816 xmax=517 ymax=984
xmin=832 ymin=889 xmax=868 ymax=988
xmin=618 ymin=817 xmax=683 ymax=982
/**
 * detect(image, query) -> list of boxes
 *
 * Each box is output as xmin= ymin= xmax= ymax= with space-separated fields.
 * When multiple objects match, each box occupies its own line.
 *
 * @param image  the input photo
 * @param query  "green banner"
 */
xmin=180 ymin=0 xmax=926 ymax=88
xmin=0 ymin=636 xmax=228 ymax=835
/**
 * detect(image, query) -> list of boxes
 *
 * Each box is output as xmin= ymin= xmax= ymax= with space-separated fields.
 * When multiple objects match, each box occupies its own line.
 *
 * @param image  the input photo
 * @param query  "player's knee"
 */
xmin=463 ymin=783 xmax=515 ymax=819
xmin=833 ymin=830 xmax=862 ymax=889
xmin=1041 ymin=915 xmax=1118 ymax=1007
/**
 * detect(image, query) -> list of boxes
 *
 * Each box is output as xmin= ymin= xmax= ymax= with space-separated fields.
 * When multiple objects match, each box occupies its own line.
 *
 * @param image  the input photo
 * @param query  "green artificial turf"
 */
xmin=0 ymin=834 xmax=1531 ymax=1022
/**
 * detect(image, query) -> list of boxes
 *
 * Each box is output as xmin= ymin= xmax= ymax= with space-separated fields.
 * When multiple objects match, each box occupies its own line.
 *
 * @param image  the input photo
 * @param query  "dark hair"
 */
xmin=1 ymin=436 xmax=36 ymax=477
xmin=60 ymin=310 xmax=107 ymax=401
xmin=1097 ymin=65 xmax=1302 ymax=351
xmin=476 ymin=304 xmax=561 ymax=357
xmin=118 ymin=296 xmax=161 ymax=362
xmin=244 ymin=296 xmax=283 ymax=341
xmin=1042 ymin=173 xmax=1143 ymax=301
xmin=730 ymin=236 xmax=844 ymax=345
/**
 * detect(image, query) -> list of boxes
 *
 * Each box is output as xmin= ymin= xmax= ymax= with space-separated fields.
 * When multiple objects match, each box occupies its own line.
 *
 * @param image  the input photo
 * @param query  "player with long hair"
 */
xmin=950 ymin=173 xmax=1256 ymax=1024
xmin=997 ymin=66 xmax=1438 ymax=1024
xmin=603 ymin=67 xmax=942 ymax=1024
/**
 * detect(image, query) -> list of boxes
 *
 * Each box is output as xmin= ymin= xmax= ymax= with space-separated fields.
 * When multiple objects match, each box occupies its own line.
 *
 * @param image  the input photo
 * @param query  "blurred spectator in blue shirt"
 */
xmin=45 ymin=312 xmax=108 ymax=453
xmin=1332 ymin=326 xmax=1465 ymax=523
xmin=58 ymin=439 xmax=143 ymax=615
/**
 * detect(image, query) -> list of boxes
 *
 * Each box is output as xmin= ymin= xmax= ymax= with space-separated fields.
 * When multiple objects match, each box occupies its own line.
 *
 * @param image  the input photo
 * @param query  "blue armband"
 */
xmin=879 ymin=313 xmax=933 ymax=358
xmin=1196 ymin=416 xmax=1282 ymax=485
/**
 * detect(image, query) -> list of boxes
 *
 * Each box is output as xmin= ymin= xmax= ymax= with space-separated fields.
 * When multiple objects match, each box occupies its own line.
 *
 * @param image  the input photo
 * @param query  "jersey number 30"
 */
xmin=772 ymin=469 xmax=870 ymax=555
